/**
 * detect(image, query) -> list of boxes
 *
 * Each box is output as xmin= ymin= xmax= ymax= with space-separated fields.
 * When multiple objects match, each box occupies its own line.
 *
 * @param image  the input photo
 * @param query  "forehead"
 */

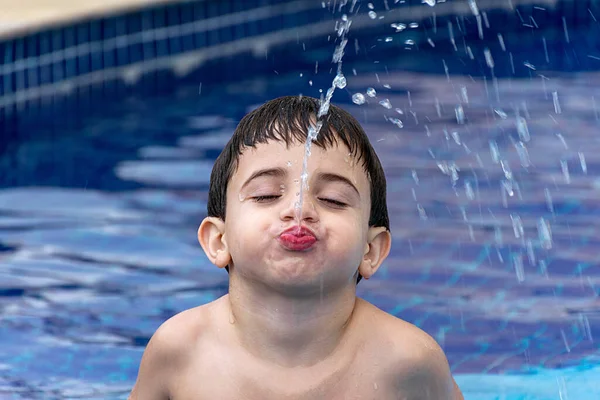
xmin=231 ymin=139 xmax=368 ymax=185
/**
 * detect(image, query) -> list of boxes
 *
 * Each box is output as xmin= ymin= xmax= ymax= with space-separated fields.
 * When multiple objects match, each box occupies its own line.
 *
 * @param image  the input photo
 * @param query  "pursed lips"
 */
xmin=278 ymin=226 xmax=317 ymax=251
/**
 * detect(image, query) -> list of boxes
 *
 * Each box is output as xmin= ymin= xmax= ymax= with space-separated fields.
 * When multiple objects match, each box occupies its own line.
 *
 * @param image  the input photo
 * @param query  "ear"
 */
xmin=358 ymin=227 xmax=391 ymax=280
xmin=198 ymin=217 xmax=231 ymax=269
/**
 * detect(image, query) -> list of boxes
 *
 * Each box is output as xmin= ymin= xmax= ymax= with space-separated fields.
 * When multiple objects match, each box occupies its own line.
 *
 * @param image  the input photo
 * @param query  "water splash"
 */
xmin=296 ymin=13 xmax=351 ymax=220
xmin=352 ymin=93 xmax=366 ymax=104
xmin=379 ymin=99 xmax=392 ymax=109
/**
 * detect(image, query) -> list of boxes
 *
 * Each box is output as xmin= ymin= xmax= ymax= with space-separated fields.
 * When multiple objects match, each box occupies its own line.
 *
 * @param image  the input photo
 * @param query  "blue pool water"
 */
xmin=2 ymin=5 xmax=600 ymax=399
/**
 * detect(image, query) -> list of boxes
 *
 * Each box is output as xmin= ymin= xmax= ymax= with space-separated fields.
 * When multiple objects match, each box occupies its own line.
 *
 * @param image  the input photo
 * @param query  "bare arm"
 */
xmin=394 ymin=336 xmax=464 ymax=399
xmin=128 ymin=322 xmax=181 ymax=400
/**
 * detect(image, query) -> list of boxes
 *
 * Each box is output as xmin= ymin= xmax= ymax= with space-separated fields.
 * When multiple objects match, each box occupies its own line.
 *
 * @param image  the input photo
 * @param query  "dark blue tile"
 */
xmin=167 ymin=7 xmax=182 ymax=55
xmin=180 ymin=3 xmax=194 ymax=24
xmin=155 ymin=38 xmax=169 ymax=57
xmin=14 ymin=38 xmax=24 ymax=63
xmin=26 ymin=64 xmax=39 ymax=89
xmin=102 ymin=18 xmax=117 ymax=40
xmin=181 ymin=32 xmax=195 ymax=52
xmin=90 ymin=20 xmax=102 ymax=42
xmin=25 ymin=35 xmax=39 ymax=59
xmin=64 ymin=28 xmax=77 ymax=79
xmin=153 ymin=8 xmax=167 ymax=29
xmin=207 ymin=2 xmax=219 ymax=18
xmin=76 ymin=22 xmax=90 ymax=46
xmin=103 ymin=47 xmax=116 ymax=69
xmin=39 ymin=33 xmax=51 ymax=84
xmin=52 ymin=29 xmax=65 ymax=82
xmin=127 ymin=13 xmax=143 ymax=35
xmin=129 ymin=42 xmax=143 ymax=64
xmin=3 ymin=71 xmax=14 ymax=94
xmin=3 ymin=39 xmax=14 ymax=63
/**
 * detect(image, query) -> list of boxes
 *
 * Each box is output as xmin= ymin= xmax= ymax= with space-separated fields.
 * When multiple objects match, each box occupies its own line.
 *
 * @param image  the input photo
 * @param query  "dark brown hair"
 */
xmin=207 ymin=95 xmax=389 ymax=283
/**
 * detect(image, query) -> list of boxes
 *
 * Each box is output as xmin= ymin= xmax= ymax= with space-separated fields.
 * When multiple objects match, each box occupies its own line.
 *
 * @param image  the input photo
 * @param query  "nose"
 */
xmin=280 ymin=193 xmax=319 ymax=224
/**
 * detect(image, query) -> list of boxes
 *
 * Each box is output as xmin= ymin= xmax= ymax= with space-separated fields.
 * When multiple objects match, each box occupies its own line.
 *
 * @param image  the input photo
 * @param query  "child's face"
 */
xmin=220 ymin=139 xmax=376 ymax=289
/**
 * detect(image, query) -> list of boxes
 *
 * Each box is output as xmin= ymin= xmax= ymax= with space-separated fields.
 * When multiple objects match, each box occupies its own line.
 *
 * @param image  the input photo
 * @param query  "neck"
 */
xmin=226 ymin=272 xmax=358 ymax=368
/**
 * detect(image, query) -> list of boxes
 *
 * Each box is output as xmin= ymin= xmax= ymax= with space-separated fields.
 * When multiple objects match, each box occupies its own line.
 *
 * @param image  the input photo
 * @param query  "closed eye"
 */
xmin=319 ymin=198 xmax=348 ymax=207
xmin=252 ymin=195 xmax=281 ymax=203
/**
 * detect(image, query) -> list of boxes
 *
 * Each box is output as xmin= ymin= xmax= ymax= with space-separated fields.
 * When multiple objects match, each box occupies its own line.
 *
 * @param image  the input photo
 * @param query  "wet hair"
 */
xmin=207 ymin=95 xmax=389 ymax=283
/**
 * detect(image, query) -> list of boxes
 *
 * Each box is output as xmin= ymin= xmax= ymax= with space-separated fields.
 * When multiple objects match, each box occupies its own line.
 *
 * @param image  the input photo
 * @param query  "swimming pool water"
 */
xmin=2 ymin=8 xmax=600 ymax=400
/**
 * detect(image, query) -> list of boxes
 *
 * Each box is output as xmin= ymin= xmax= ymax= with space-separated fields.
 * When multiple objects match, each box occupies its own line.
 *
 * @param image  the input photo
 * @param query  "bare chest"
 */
xmin=169 ymin=350 xmax=395 ymax=400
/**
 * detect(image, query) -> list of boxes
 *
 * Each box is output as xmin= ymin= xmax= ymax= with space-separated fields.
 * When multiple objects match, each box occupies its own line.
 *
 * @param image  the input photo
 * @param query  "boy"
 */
xmin=129 ymin=96 xmax=463 ymax=399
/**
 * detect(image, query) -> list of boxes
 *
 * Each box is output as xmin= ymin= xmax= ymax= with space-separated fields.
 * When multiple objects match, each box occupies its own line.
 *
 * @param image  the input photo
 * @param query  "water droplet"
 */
xmin=513 ymin=253 xmax=525 ymax=282
xmin=366 ymin=87 xmax=377 ymax=97
xmin=460 ymin=86 xmax=469 ymax=103
xmin=379 ymin=99 xmax=392 ymax=109
xmin=523 ymin=62 xmax=536 ymax=70
xmin=498 ymin=33 xmax=506 ymax=51
xmin=501 ymin=160 xmax=513 ymax=180
xmin=468 ymin=0 xmax=480 ymax=16
xmin=417 ymin=204 xmax=428 ymax=220
xmin=489 ymin=141 xmax=500 ymax=163
xmin=552 ymin=91 xmax=562 ymax=114
xmin=385 ymin=37 xmax=393 ymax=42
xmin=494 ymin=108 xmax=508 ymax=119
xmin=389 ymin=118 xmax=403 ymax=128
xmin=391 ymin=23 xmax=406 ymax=32
xmin=238 ymin=193 xmax=246 ymax=202
xmin=515 ymin=141 xmax=531 ymax=167
xmin=494 ymin=226 xmax=503 ymax=246
xmin=368 ymin=2 xmax=375 ymax=9
xmin=465 ymin=181 xmax=474 ymax=200
xmin=516 ymin=117 xmax=530 ymax=142
xmin=352 ymin=93 xmax=366 ymax=105
xmin=483 ymin=48 xmax=494 ymax=69
xmin=368 ymin=11 xmax=377 ymax=19
xmin=455 ymin=105 xmax=465 ymax=124
xmin=555 ymin=133 xmax=568 ymax=150
xmin=526 ymin=239 xmax=535 ymax=266
xmin=409 ymin=22 xmax=419 ymax=28
xmin=333 ymin=74 xmax=347 ymax=88
xmin=427 ymin=38 xmax=435 ymax=47
xmin=309 ymin=80 xmax=313 ymax=86
xmin=511 ymin=214 xmax=524 ymax=238
xmin=412 ymin=169 xmax=419 ymax=184
xmin=561 ymin=159 xmax=570 ymax=183
xmin=422 ymin=0 xmax=436 ymax=6
xmin=451 ymin=131 xmax=461 ymax=145
xmin=404 ymin=39 xmax=415 ymax=45
xmin=544 ymin=188 xmax=554 ymax=214
xmin=579 ymin=152 xmax=587 ymax=174
xmin=538 ymin=218 xmax=552 ymax=249
xmin=287 ymin=161 xmax=292 ymax=167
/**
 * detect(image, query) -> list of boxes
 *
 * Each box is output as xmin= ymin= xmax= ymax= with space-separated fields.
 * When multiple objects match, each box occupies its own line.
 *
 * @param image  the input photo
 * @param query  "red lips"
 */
xmin=278 ymin=226 xmax=317 ymax=251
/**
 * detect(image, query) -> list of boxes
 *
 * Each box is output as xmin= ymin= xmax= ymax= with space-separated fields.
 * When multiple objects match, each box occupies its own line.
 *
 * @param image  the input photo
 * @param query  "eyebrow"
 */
xmin=240 ymin=168 xmax=360 ymax=198
xmin=241 ymin=167 xmax=287 ymax=191
xmin=315 ymin=172 xmax=361 ymax=199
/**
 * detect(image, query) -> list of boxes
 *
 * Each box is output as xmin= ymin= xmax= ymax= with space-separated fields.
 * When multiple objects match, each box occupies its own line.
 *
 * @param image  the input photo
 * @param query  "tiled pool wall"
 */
xmin=0 ymin=0 xmax=597 ymax=135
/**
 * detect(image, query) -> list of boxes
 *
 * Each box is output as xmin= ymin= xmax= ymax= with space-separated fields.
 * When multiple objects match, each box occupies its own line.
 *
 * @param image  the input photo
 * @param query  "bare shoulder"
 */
xmin=357 ymin=298 xmax=463 ymax=399
xmin=128 ymin=297 xmax=222 ymax=400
